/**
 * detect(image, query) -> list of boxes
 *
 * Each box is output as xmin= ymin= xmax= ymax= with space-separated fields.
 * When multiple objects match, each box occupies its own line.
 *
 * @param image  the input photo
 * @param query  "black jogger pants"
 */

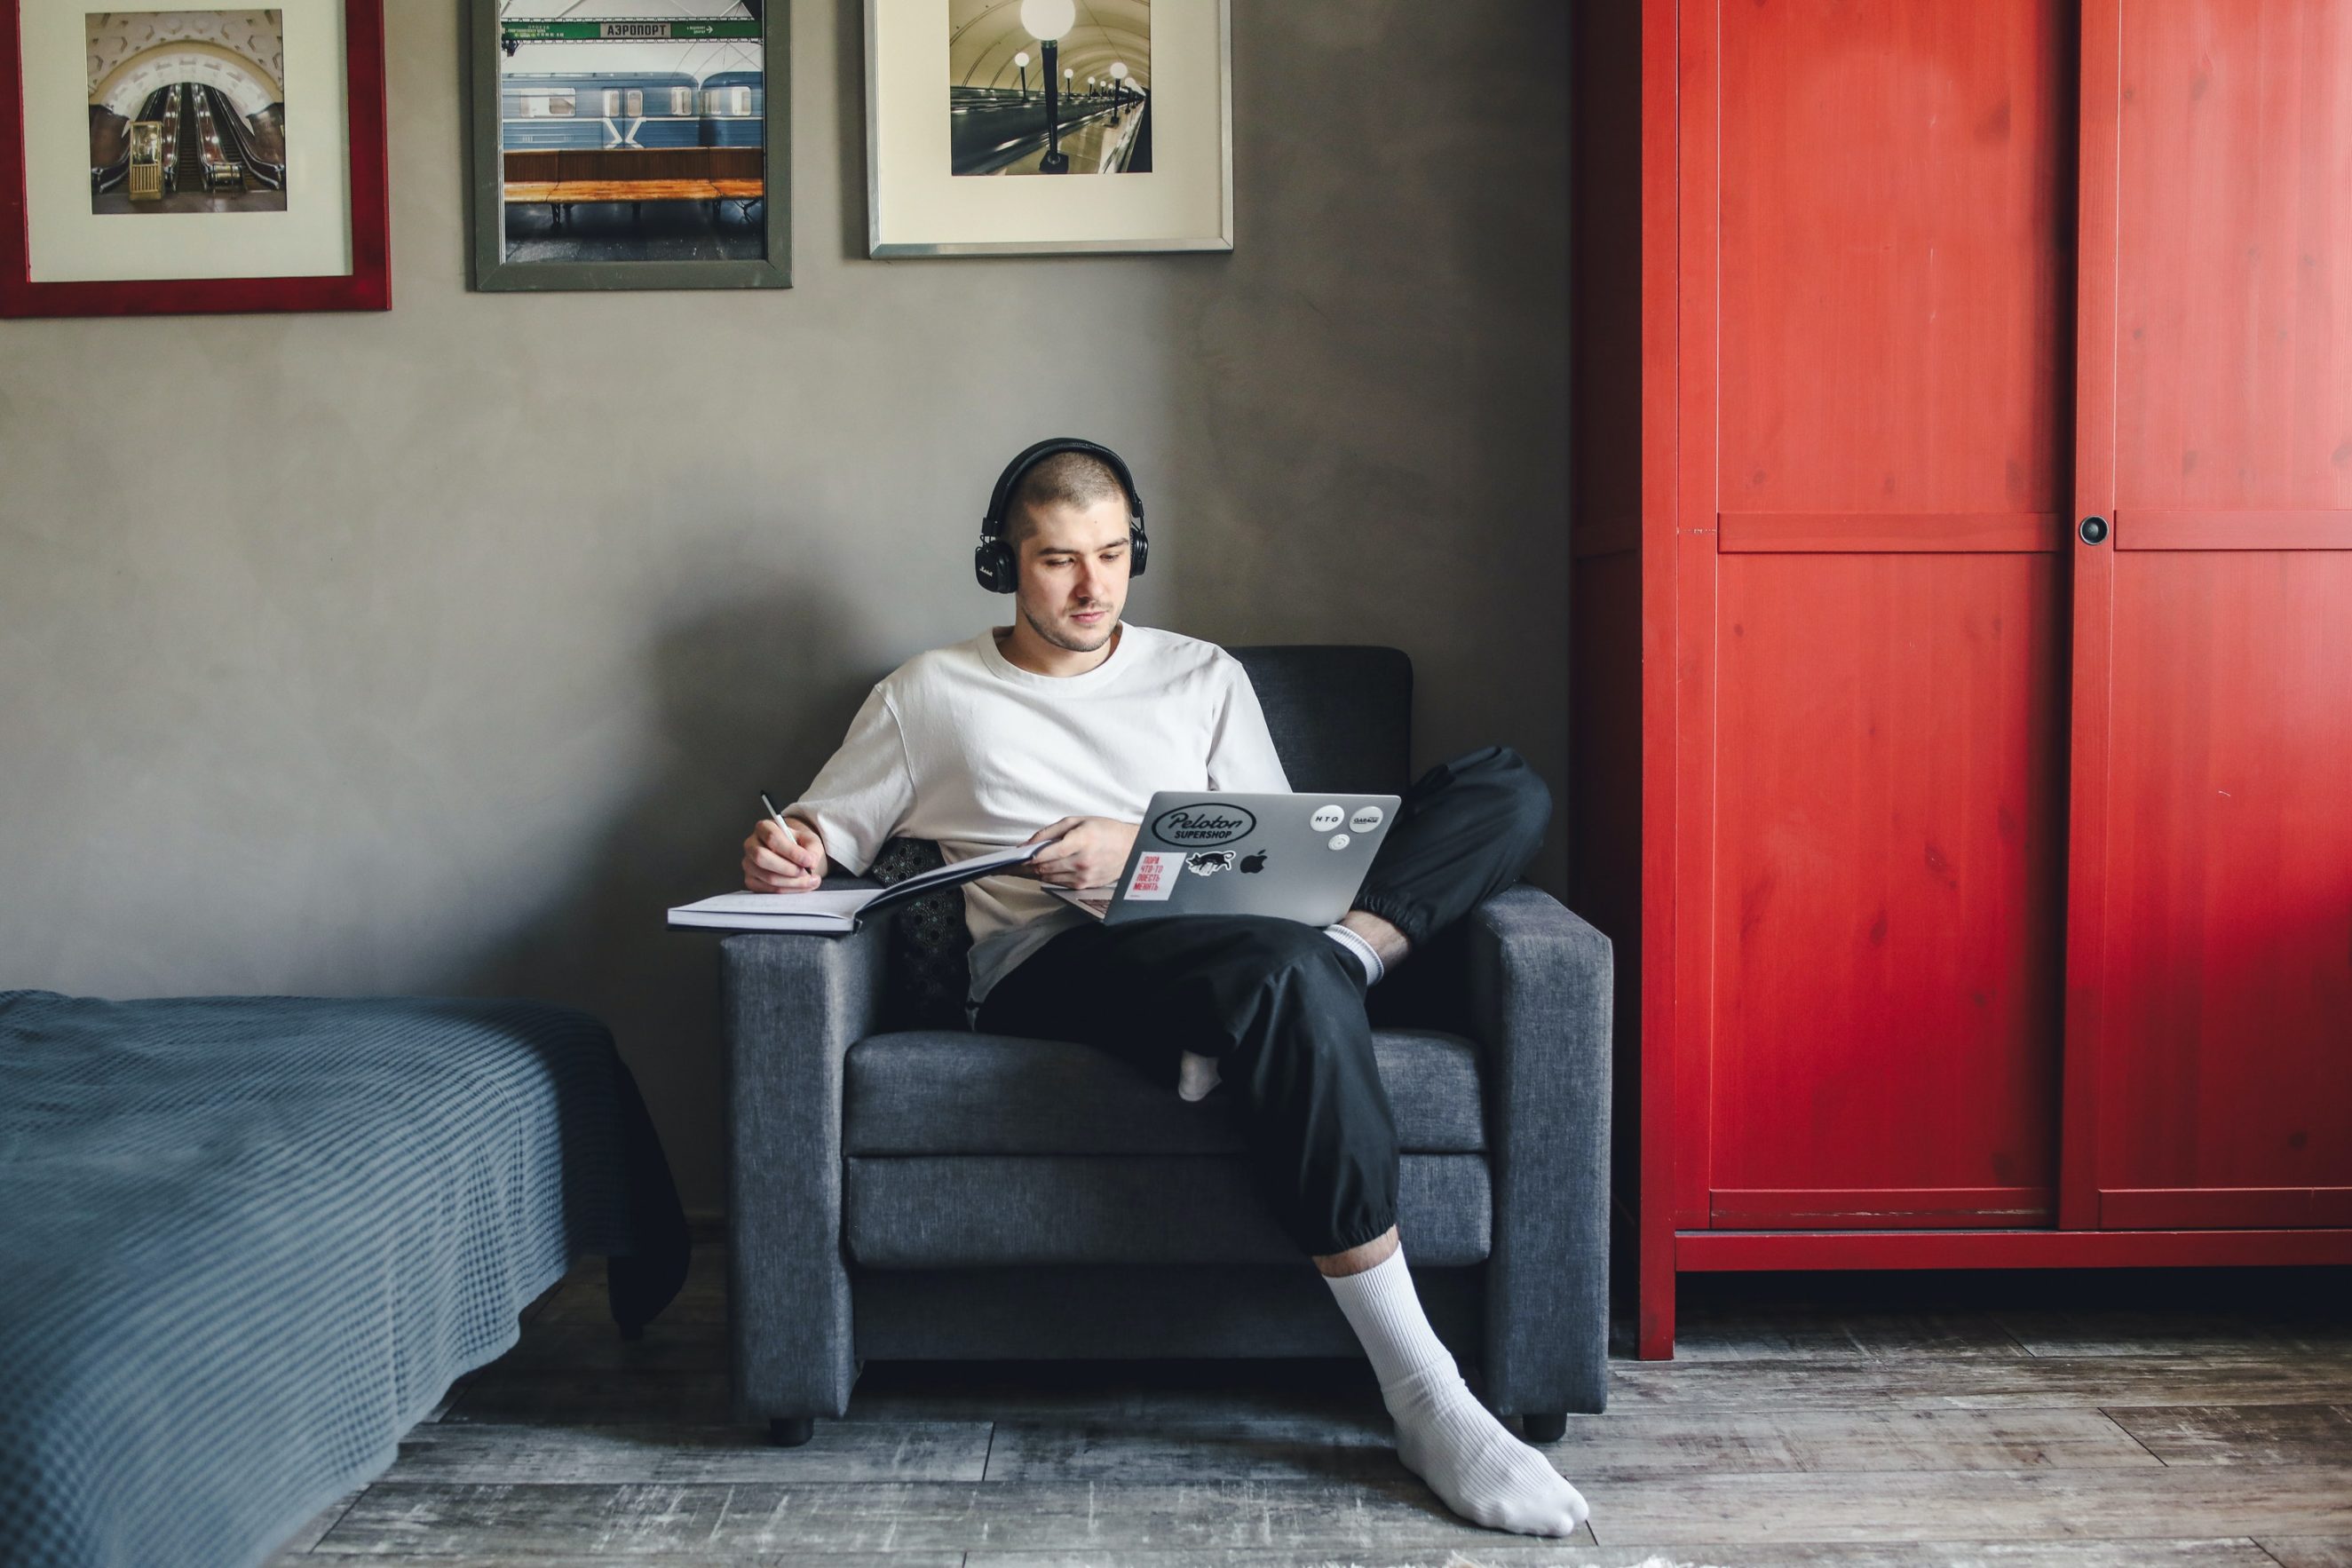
xmin=974 ymin=744 xmax=1552 ymax=1257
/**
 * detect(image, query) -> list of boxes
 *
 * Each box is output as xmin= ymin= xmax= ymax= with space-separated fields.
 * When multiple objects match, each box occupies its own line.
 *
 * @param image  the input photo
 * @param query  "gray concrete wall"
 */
xmin=0 ymin=1 xmax=1568 ymax=1211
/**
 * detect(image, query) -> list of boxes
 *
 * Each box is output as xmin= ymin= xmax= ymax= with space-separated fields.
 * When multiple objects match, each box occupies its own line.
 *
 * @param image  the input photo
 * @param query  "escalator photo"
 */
xmin=87 ymin=11 xmax=289 ymax=216
xmin=950 ymin=0 xmax=1151 ymax=177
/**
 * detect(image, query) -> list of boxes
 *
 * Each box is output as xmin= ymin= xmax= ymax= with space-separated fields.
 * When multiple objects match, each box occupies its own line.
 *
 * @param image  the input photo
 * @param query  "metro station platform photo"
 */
xmin=493 ymin=0 xmax=767 ymax=265
xmin=948 ymin=0 xmax=1151 ymax=177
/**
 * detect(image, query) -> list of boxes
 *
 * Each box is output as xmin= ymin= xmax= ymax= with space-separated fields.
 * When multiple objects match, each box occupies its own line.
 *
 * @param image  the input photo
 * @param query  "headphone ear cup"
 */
xmin=1129 ymin=523 xmax=1148 ymax=578
xmin=975 ymin=539 xmax=1017 ymax=593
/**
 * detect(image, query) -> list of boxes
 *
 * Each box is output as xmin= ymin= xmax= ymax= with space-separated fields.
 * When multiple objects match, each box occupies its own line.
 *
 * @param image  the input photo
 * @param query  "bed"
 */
xmin=0 ymin=989 xmax=689 ymax=1568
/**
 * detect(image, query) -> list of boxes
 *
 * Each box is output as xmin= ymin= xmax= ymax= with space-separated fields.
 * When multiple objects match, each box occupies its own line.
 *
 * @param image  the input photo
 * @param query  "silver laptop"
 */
xmin=1051 ymin=790 xmax=1403 ymax=924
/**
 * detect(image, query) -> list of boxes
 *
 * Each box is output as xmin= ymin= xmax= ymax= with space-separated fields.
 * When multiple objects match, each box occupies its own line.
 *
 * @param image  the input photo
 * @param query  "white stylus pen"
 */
xmin=758 ymin=791 xmax=812 ymax=885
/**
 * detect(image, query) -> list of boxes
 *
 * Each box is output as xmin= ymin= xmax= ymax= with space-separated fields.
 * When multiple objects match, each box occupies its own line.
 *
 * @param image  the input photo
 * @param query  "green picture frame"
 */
xmin=467 ymin=0 xmax=789 ymax=292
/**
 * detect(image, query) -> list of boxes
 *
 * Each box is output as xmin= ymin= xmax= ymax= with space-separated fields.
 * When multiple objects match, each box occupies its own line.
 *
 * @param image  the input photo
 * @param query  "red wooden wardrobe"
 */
xmin=1571 ymin=0 xmax=2352 ymax=1359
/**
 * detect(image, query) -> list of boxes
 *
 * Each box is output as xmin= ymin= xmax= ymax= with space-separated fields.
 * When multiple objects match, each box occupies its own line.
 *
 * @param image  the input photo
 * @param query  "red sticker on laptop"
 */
xmin=1125 ymin=850 xmax=1176 ymax=900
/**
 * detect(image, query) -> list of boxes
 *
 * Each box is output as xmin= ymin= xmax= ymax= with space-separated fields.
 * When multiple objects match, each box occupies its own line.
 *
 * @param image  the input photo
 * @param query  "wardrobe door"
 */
xmin=2063 ymin=0 xmax=2352 ymax=1231
xmin=1679 ymin=1 xmax=2076 ymax=1231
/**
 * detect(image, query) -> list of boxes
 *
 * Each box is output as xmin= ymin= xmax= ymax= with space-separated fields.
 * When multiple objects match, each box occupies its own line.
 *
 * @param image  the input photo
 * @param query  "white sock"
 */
xmin=1323 ymin=1244 xmax=1589 ymax=1538
xmin=1323 ymin=922 xmax=1385 ymax=986
xmin=1176 ymin=1049 xmax=1222 ymax=1102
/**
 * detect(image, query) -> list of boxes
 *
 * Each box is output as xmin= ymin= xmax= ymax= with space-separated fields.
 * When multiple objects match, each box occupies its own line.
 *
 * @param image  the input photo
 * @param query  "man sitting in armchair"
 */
xmin=740 ymin=438 xmax=1589 ymax=1540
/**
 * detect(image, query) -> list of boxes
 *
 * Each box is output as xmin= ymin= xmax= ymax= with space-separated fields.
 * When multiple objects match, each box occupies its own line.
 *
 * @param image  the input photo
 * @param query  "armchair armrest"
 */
xmin=1467 ymin=884 xmax=1613 ymax=1417
xmin=720 ymin=912 xmax=894 ymax=1424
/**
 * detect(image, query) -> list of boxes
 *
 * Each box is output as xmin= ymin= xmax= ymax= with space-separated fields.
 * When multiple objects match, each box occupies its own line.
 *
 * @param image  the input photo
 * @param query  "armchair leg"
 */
xmin=1522 ymin=1412 xmax=1566 ymax=1443
xmin=769 ymin=1417 xmax=814 ymax=1447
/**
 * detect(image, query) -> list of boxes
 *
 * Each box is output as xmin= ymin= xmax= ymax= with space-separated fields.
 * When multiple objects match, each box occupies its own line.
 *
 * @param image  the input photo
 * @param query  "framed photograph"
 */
xmin=866 ymin=0 xmax=1231 ymax=257
xmin=470 ymin=0 xmax=788 ymax=293
xmin=0 ymin=1 xmax=388 ymax=318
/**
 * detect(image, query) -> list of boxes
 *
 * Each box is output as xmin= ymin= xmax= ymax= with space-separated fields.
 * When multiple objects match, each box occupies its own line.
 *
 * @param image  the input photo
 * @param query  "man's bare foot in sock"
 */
xmin=1320 ymin=1237 xmax=1588 ymax=1537
xmin=1383 ymin=1361 xmax=1590 ymax=1537
xmin=1177 ymin=1049 xmax=1222 ymax=1101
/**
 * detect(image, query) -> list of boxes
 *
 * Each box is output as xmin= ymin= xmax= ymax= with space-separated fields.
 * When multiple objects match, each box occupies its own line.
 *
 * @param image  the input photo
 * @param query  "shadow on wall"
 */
xmin=446 ymin=582 xmax=876 ymax=1211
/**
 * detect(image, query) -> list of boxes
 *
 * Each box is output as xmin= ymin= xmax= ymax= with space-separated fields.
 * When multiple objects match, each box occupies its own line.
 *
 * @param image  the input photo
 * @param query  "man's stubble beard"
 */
xmin=1021 ymin=598 xmax=1121 ymax=654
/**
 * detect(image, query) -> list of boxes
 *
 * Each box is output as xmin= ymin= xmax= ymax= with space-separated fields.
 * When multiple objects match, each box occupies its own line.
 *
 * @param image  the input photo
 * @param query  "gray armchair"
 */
xmin=721 ymin=646 xmax=1612 ymax=1445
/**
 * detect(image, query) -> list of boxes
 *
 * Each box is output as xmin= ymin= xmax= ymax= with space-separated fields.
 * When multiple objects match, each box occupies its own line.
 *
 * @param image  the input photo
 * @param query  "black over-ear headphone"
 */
xmin=975 ymin=437 xmax=1149 ymax=593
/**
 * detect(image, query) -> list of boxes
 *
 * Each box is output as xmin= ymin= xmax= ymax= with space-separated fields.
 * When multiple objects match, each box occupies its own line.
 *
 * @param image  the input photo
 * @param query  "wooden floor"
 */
xmin=268 ymin=1245 xmax=2352 ymax=1567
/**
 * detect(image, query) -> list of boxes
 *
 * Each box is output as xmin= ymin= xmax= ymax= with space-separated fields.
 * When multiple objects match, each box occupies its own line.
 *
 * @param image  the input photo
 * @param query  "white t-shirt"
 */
xmin=785 ymin=623 xmax=1292 ymax=1007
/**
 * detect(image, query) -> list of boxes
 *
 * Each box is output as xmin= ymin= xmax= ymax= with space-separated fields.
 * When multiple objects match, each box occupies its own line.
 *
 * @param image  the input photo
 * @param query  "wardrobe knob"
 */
xmin=2080 ymin=516 xmax=2109 ymax=545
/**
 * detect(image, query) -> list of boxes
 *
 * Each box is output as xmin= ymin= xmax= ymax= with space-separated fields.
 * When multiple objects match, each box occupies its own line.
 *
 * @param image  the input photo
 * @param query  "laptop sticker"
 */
xmin=1350 ymin=805 xmax=1386 ymax=833
xmin=1328 ymin=833 xmax=1351 ymax=851
xmin=1184 ymin=851 xmax=1237 ymax=876
xmin=1311 ymin=804 xmax=1344 ymax=831
xmin=1151 ymin=803 xmax=1257 ymax=846
xmin=1126 ymin=851 xmax=1176 ymax=900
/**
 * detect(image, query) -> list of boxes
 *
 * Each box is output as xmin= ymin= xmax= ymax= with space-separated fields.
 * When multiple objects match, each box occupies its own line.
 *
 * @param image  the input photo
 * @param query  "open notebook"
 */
xmin=667 ymin=840 xmax=1049 ymax=933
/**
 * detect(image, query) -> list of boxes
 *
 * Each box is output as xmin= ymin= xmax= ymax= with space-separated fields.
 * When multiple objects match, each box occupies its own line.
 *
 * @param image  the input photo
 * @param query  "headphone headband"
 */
xmin=975 ymin=437 xmax=1150 ymax=593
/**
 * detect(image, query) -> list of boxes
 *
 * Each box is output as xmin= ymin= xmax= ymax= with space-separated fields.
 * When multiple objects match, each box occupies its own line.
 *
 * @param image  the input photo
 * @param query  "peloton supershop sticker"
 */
xmin=1311 ymin=804 xmax=1344 ymax=832
xmin=1125 ymin=851 xmax=1176 ymax=900
xmin=1349 ymin=805 xmax=1385 ymax=833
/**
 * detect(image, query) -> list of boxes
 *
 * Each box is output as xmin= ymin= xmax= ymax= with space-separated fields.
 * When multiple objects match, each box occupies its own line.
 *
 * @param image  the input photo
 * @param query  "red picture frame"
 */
xmin=0 ymin=0 xmax=388 ymax=317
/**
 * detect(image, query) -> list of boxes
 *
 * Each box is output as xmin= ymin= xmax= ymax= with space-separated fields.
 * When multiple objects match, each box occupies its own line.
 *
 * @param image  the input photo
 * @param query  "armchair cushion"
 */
xmin=843 ymin=1153 xmax=1493 ymax=1268
xmin=844 ymin=1028 xmax=1489 ymax=1155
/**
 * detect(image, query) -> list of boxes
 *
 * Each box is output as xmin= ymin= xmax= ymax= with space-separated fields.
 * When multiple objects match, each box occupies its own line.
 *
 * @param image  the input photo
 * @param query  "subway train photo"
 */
xmin=491 ymin=0 xmax=769 ymax=265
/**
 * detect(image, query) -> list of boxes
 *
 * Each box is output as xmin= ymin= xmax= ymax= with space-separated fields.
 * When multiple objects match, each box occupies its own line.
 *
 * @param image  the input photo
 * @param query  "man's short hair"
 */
xmin=1007 ymin=450 xmax=1128 ymax=549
